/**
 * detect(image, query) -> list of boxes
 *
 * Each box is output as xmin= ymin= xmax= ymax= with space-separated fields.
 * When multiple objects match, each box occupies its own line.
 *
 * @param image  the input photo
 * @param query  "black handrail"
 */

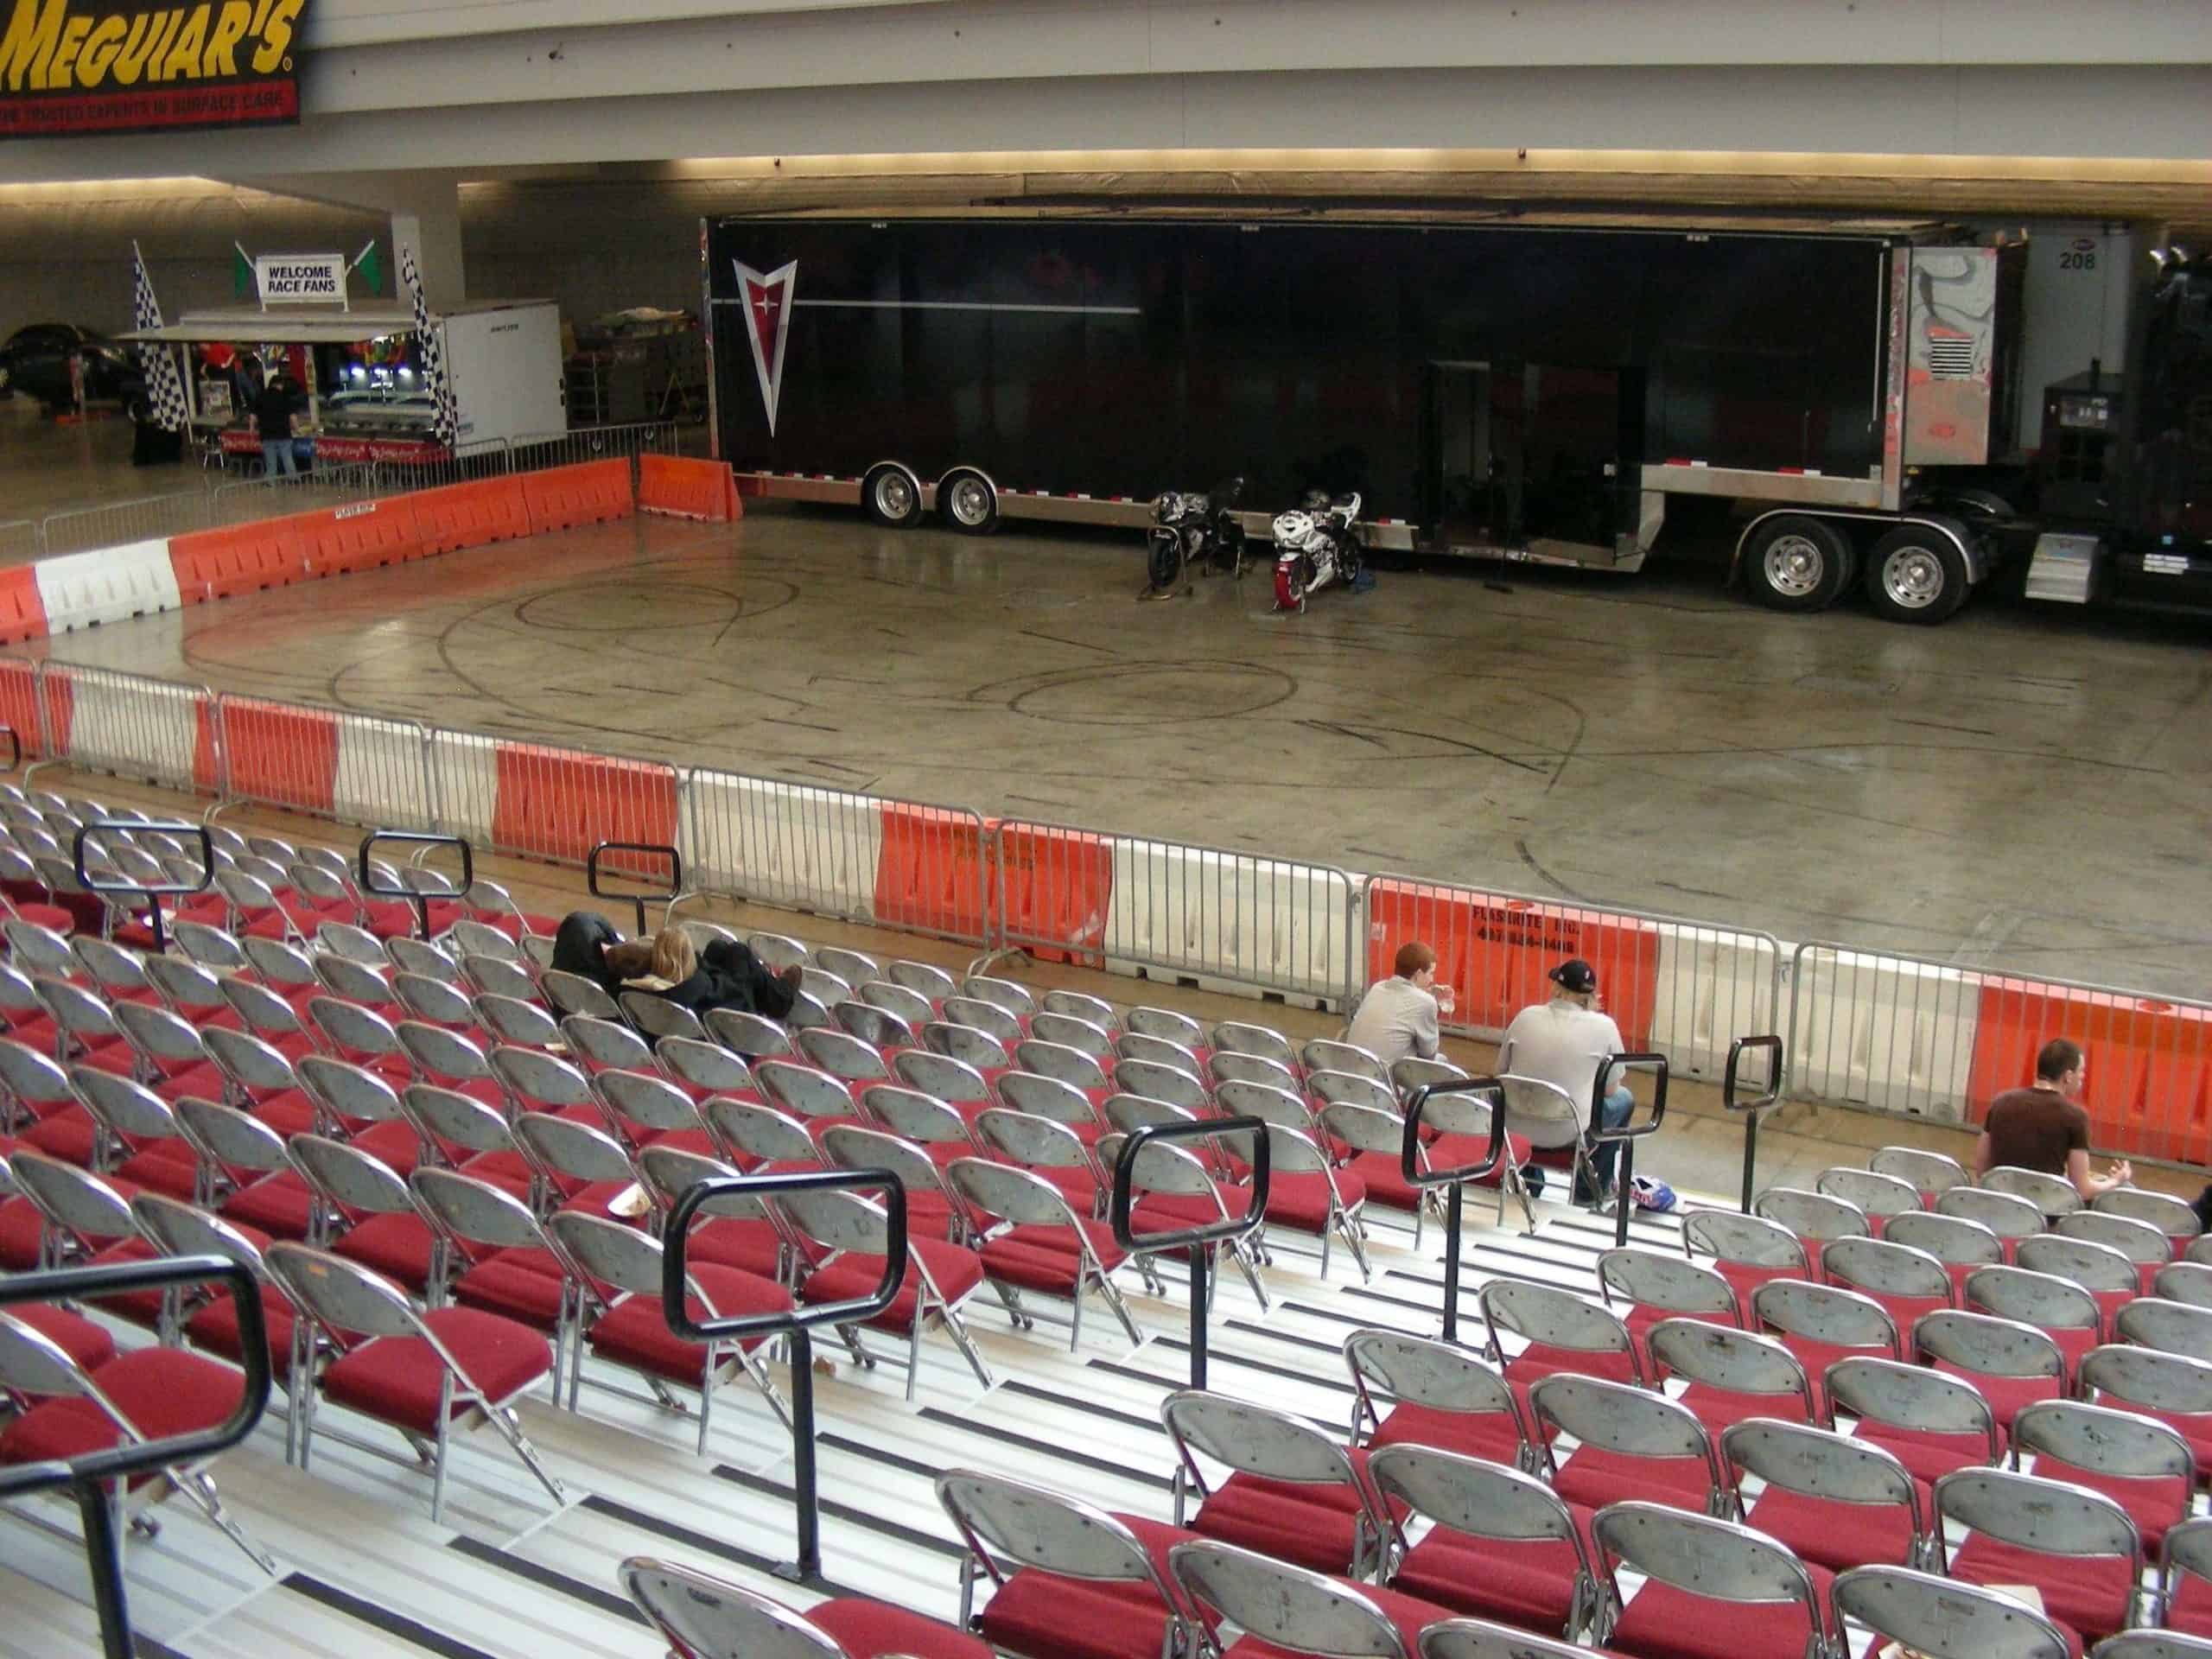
xmin=587 ymin=840 xmax=682 ymax=937
xmin=71 ymin=821 xmax=213 ymax=955
xmin=664 ymin=1166 xmax=907 ymax=1585
xmin=1399 ymin=1077 xmax=1510 ymax=1345
xmin=1592 ymin=1052 xmax=1670 ymax=1246
xmin=0 ymin=1255 xmax=270 ymax=1659
xmin=1109 ymin=1114 xmax=1269 ymax=1392
xmin=1724 ymin=1034 xmax=1786 ymax=1212
xmin=357 ymin=830 xmax=474 ymax=940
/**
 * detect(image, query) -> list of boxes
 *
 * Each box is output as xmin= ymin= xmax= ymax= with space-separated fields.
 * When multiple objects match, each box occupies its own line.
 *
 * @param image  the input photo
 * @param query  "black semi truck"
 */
xmin=702 ymin=213 xmax=2209 ymax=625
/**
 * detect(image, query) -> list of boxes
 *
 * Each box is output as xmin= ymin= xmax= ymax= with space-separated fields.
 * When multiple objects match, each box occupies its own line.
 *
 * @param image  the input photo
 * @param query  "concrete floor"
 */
xmin=8 ymin=456 xmax=2212 ymax=1002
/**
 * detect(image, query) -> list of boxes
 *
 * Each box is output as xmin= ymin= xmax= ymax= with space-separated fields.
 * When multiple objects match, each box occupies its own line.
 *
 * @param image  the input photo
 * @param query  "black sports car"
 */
xmin=0 ymin=322 xmax=139 ymax=410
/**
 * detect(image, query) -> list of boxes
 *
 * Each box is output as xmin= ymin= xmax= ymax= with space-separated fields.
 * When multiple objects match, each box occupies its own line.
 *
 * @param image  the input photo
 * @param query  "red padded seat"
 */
xmin=1368 ymin=1399 xmax=1550 ymax=1462
xmin=979 ymin=1219 xmax=1127 ymax=1296
xmin=1605 ymin=1560 xmax=1834 ymax=1659
xmin=1948 ymin=1531 xmax=2133 ymax=1646
xmin=586 ymin=1267 xmax=792 ymax=1384
xmin=219 ymin=1172 xmax=318 ymax=1240
xmin=1550 ymin=1445 xmax=1716 ymax=1515
xmin=1739 ymin=1482 xmax=1920 ymax=1573
xmin=184 ymin=1283 xmax=301 ymax=1369
xmin=1391 ymin=1503 xmax=1593 ymax=1633
xmin=1930 ymin=1361 xmax=2062 ymax=1430
xmin=803 ymin=1236 xmax=984 ymax=1332
xmin=976 ymin=1512 xmax=1210 ymax=1659
xmin=809 ymin=1598 xmax=995 ymax=1659
xmin=0 ymin=1346 xmax=245 ymax=1483
xmin=1851 ymin=1421 xmax=1999 ymax=1488
xmin=321 ymin=1306 xmax=550 ymax=1432
xmin=1189 ymin=1448 xmax=1405 ymax=1576
xmin=6 ymin=1303 xmax=117 ymax=1371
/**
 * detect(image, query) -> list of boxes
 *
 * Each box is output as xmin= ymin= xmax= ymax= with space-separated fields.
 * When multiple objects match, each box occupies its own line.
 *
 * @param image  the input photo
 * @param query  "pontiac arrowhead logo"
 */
xmin=734 ymin=259 xmax=796 ymax=435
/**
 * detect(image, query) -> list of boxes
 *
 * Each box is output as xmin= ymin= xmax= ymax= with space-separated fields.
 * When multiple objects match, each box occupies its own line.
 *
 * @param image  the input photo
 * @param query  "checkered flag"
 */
xmin=401 ymin=244 xmax=459 ymax=451
xmin=130 ymin=241 xmax=188 ymax=432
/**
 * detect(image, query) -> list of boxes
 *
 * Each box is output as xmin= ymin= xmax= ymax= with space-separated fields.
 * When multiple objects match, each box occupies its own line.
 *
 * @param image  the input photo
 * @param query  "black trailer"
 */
xmin=703 ymin=213 xmax=2208 ymax=624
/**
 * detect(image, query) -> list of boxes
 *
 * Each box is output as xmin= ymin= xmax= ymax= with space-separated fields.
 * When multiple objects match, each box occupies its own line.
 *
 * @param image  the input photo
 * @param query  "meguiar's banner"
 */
xmin=1 ymin=0 xmax=306 ymax=139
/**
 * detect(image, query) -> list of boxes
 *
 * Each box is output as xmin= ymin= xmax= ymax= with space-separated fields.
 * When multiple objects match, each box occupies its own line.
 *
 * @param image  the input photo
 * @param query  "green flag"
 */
xmin=232 ymin=247 xmax=254 ymax=300
xmin=355 ymin=244 xmax=383 ymax=296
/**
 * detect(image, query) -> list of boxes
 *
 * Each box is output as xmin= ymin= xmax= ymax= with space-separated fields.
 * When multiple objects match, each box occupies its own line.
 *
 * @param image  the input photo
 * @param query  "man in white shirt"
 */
xmin=1346 ymin=941 xmax=1457 ymax=1071
xmin=1499 ymin=957 xmax=1635 ymax=1205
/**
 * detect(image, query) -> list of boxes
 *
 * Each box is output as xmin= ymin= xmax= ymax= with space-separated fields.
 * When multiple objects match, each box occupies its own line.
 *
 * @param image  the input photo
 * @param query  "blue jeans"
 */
xmin=1586 ymin=1085 xmax=1637 ymax=1192
xmin=261 ymin=439 xmax=298 ymax=477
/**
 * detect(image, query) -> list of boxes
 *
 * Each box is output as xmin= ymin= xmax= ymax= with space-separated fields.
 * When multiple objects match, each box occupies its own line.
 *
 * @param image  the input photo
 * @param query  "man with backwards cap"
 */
xmin=1500 ymin=957 xmax=1636 ymax=1206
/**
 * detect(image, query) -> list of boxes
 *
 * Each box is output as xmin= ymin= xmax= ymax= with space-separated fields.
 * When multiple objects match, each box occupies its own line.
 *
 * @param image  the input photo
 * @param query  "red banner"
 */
xmin=1 ymin=1 xmax=308 ymax=141
xmin=219 ymin=429 xmax=449 ymax=464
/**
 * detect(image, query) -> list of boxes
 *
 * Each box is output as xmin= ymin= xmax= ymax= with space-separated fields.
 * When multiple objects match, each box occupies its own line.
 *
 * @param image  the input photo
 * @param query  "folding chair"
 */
xmin=392 ymin=1021 xmax=505 ymax=1119
xmin=743 ymin=931 xmax=808 ymax=973
xmin=2118 ymin=1297 xmax=2212 ymax=1362
xmin=1529 ymin=1373 xmax=1727 ymax=1516
xmin=130 ymin=1192 xmax=300 ymax=1381
xmin=940 ymin=1001 xmax=1024 ymax=1051
xmin=264 ymin=1241 xmax=565 ymax=1521
xmin=410 ymin=1166 xmax=582 ymax=1396
xmin=1598 ymin=1247 xmax=1744 ymax=1373
xmin=702 ymin=1006 xmax=792 ymax=1061
xmin=170 ymin=1096 xmax=314 ymax=1240
xmin=1170 ymin=1537 xmax=1454 ymax=1659
xmin=1816 ymin=1166 xmax=1923 ymax=1234
xmin=285 ymin=1133 xmax=448 ymax=1293
xmin=797 ymin=967 xmax=850 ymax=1012
xmin=1371 ymin=1444 xmax=1597 ymax=1637
xmin=1937 ymin=1465 xmax=2143 ymax=1646
xmin=1161 ymin=1389 xmax=1400 ymax=1577
xmin=798 ymin=1026 xmax=893 ymax=1090
xmin=542 ymin=968 xmax=621 ymax=1021
xmin=1210 ymin=1049 xmax=1300 ymax=1094
xmin=2094 ymin=1188 xmax=2202 ymax=1255
xmin=1592 ymin=1499 xmax=1833 ymax=1659
xmin=1827 ymin=1354 xmax=2005 ymax=1488
xmin=896 ymin=1048 xmax=1000 ymax=1121
xmin=66 ymin=1065 xmax=200 ymax=1198
xmin=1390 ymin=1054 xmax=1466 ymax=1105
xmin=1214 ymin=1021 xmax=1301 ymax=1078
xmin=461 ymin=953 xmax=541 ymax=1007
xmin=391 ymin=972 xmax=480 ymax=1033
xmin=1344 ymin=1327 xmax=1542 ymax=1471
xmin=1498 ymin=1073 xmax=1602 ymax=1207
xmin=859 ymin=979 xmax=936 ymax=1033
xmin=1751 ymin=1280 xmax=1903 ymax=1408
xmin=1937 ymin=1184 xmax=2046 ymax=1259
xmin=701 ymin=1098 xmax=820 ymax=1177
xmin=1722 ymin=1417 xmax=1924 ymax=1574
xmin=314 ymin=915 xmax=388 ymax=966
xmin=1965 ymin=1263 xmax=2104 ymax=1380
xmin=564 ymin=1013 xmax=659 ymax=1077
xmin=992 ymin=1070 xmax=1106 ymax=1146
xmin=294 ymin=1052 xmax=421 ymax=1172
xmin=1258 ymin=1122 xmax=1370 ymax=1281
xmin=1684 ymin=1210 xmax=1813 ymax=1318
xmin=597 ymin=1067 xmax=716 ymax=1157
xmin=621 ymin=1555 xmax=993 ymax=1659
xmin=388 ymin=936 xmax=461 ymax=982
xmin=1042 ymin=988 xmax=1117 ymax=1031
xmin=935 ymin=1466 xmax=1207 ymax=1659
xmin=887 ymin=957 xmax=957 ymax=1003
xmin=1757 ymin=1185 xmax=1872 ymax=1261
xmin=2094 ymin=1633 xmax=2212 ymax=1659
xmin=1118 ymin=1032 xmax=1205 ymax=1076
xmin=963 ymin=976 xmax=1034 ymax=1018
xmin=512 ymin=1109 xmax=645 ymax=1221
xmin=1648 ymin=1318 xmax=1816 ymax=1435
xmin=1915 ymin=1307 xmax=2069 ymax=1432
xmin=971 ymin=1106 xmax=1106 ymax=1218
xmin=948 ymin=1157 xmax=1144 ymax=1349
xmin=140 ymin=954 xmax=239 ymax=1033
xmin=2059 ymin=1209 xmax=2178 ymax=1295
xmin=1985 ymin=1164 xmax=2085 ymax=1220
xmin=2160 ymin=1517 xmax=2212 ymax=1639
xmin=1113 ymin=1133 xmax=1269 ymax=1310
xmin=1417 ymin=1619 xmax=1589 ymax=1659
xmin=1306 ymin=1039 xmax=1389 ymax=1089
xmin=861 ymin=1084 xmax=982 ymax=1174
xmin=779 ymin=1183 xmax=992 ymax=1401
xmin=1822 ymin=1236 xmax=1955 ymax=1331
xmin=1831 ymin=1565 xmax=2073 ymax=1659
xmin=2157 ymin=1261 xmax=2212 ymax=1309
xmin=0 ymin=1311 xmax=276 ymax=1573
xmin=548 ymin=1211 xmax=791 ymax=1448
xmin=657 ymin=1035 xmax=757 ymax=1105
xmin=489 ymin=1043 xmax=604 ymax=1126
xmin=1019 ymin=1039 xmax=1115 ymax=1102
xmin=1315 ymin=1100 xmax=1434 ymax=1245
xmin=754 ymin=1058 xmax=864 ymax=1138
xmin=2019 ymin=1232 xmax=2146 ymax=1332
xmin=636 ymin=1142 xmax=791 ymax=1277
xmin=819 ymin=1124 xmax=962 ymax=1244
xmin=2082 ymin=1348 xmax=2212 ymax=1495
xmin=1479 ymin=1280 xmax=1643 ymax=1395
xmin=2012 ymin=1398 xmax=2195 ymax=1554
xmin=622 ymin=990 xmax=708 ymax=1046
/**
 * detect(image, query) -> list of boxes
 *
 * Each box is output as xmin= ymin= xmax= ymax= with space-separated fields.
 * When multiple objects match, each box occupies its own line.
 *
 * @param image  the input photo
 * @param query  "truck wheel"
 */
xmin=861 ymin=462 xmax=924 ymax=529
xmin=938 ymin=467 xmax=999 ymax=534
xmin=1743 ymin=516 xmax=1853 ymax=612
xmin=1864 ymin=526 xmax=1969 ymax=624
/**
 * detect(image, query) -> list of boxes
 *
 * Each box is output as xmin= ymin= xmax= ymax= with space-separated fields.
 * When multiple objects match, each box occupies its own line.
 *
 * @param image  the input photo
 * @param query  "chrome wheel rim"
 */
xmin=1881 ymin=547 xmax=1946 ymax=609
xmin=948 ymin=478 xmax=992 ymax=524
xmin=1763 ymin=535 xmax=1826 ymax=598
xmin=873 ymin=471 xmax=915 ymax=519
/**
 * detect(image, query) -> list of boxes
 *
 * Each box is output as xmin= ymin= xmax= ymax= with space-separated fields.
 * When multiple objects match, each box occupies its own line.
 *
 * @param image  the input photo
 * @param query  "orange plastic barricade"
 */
xmin=1967 ymin=977 xmax=2212 ymax=1165
xmin=993 ymin=822 xmax=1114 ymax=967
xmin=637 ymin=454 xmax=741 ymax=522
xmin=196 ymin=697 xmax=341 ymax=813
xmin=1363 ymin=879 xmax=1663 ymax=1047
xmin=0 ymin=658 xmax=65 ymax=757
xmin=295 ymin=498 xmax=424 ymax=576
xmin=167 ymin=518 xmax=310 ymax=603
xmin=873 ymin=804 xmax=989 ymax=944
xmin=0 ymin=566 xmax=47 ymax=645
xmin=415 ymin=477 xmax=531 ymax=555
xmin=489 ymin=742 xmax=677 ymax=868
xmin=520 ymin=460 xmax=634 ymax=535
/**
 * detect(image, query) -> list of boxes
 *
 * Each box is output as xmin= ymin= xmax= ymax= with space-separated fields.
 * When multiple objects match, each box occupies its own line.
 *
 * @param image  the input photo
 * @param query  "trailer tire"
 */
xmin=1864 ymin=526 xmax=1969 ymax=625
xmin=1743 ymin=515 xmax=1854 ymax=612
xmin=938 ymin=467 xmax=999 ymax=534
xmin=861 ymin=462 xmax=925 ymax=529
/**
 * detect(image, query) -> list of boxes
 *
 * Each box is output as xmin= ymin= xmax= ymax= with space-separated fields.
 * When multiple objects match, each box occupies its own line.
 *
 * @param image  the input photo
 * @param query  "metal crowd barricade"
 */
xmin=506 ymin=420 xmax=680 ymax=487
xmin=664 ymin=1166 xmax=906 ymax=1584
xmin=28 ymin=663 xmax=215 ymax=796
xmin=0 ymin=1254 xmax=272 ymax=1659
xmin=1398 ymin=1077 xmax=1510 ymax=1344
xmin=0 ymin=518 xmax=38 ymax=563
xmin=209 ymin=461 xmax=380 ymax=524
xmin=438 ymin=735 xmax=679 ymax=874
xmin=37 ymin=489 xmax=213 ymax=556
xmin=1109 ymin=1115 xmax=1270 ymax=1393
xmin=1356 ymin=873 xmax=1784 ymax=1084
xmin=207 ymin=692 xmax=435 ymax=830
xmin=74 ymin=819 xmax=213 ymax=953
xmin=1006 ymin=821 xmax=1357 ymax=1008
xmin=364 ymin=437 xmax=513 ymax=497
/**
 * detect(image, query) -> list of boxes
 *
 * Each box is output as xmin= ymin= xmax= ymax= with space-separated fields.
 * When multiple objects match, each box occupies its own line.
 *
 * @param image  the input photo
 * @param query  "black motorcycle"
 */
xmin=1143 ymin=476 xmax=1248 ymax=595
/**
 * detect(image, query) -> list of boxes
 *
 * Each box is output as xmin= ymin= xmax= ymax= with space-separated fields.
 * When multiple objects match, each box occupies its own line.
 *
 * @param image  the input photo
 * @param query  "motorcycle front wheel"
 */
xmin=1217 ymin=521 xmax=1247 ymax=578
xmin=1147 ymin=531 xmax=1185 ymax=592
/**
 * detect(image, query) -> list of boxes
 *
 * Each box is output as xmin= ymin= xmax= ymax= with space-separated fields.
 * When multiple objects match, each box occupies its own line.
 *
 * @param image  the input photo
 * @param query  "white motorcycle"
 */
xmin=1270 ymin=491 xmax=1365 ymax=613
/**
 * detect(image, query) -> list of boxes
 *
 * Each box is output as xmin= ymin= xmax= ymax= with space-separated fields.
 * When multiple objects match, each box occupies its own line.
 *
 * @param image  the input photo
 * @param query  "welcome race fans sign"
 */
xmin=0 ymin=0 xmax=307 ymax=138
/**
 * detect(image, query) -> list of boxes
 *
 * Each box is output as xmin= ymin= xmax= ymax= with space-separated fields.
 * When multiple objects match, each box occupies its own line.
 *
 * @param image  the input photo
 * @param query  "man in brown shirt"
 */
xmin=1974 ymin=1038 xmax=2133 ymax=1200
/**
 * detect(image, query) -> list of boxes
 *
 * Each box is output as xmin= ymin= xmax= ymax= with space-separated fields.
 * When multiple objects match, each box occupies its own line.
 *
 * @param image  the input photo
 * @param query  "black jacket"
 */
xmin=253 ymin=375 xmax=304 ymax=439
xmin=550 ymin=911 xmax=624 ymax=997
xmin=649 ymin=939 xmax=798 ymax=1020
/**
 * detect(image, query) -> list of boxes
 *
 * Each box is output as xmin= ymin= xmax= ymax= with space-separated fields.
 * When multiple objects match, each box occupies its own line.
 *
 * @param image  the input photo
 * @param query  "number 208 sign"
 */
xmin=0 ymin=0 xmax=308 ymax=139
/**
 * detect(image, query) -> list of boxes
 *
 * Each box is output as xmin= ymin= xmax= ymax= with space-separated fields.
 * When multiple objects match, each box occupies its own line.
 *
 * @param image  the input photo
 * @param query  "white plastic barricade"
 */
xmin=683 ymin=768 xmax=887 ymax=923
xmin=1648 ymin=922 xmax=1787 ymax=1083
xmin=427 ymin=728 xmax=500 ymax=844
xmin=1788 ymin=943 xmax=1980 ymax=1121
xmin=30 ymin=539 xmax=182 ymax=632
xmin=1102 ymin=836 xmax=1357 ymax=1007
xmin=333 ymin=712 xmax=435 ymax=829
xmin=44 ymin=664 xmax=211 ymax=794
